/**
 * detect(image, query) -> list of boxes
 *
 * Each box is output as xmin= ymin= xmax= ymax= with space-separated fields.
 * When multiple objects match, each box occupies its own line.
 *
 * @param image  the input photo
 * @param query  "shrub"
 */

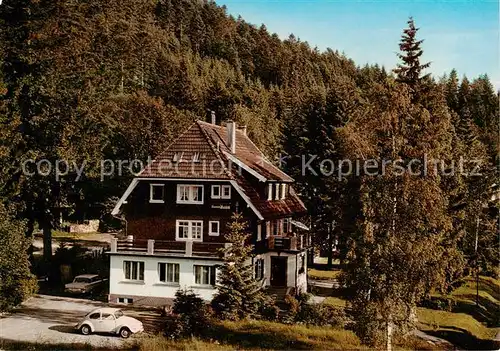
xmin=164 ymin=289 xmax=213 ymax=339
xmin=296 ymin=303 xmax=347 ymax=328
xmin=259 ymin=296 xmax=280 ymax=321
xmin=281 ymin=294 xmax=300 ymax=323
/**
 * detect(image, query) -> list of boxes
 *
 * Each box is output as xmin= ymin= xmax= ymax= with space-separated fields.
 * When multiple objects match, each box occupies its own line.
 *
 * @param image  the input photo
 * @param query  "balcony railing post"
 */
xmin=147 ymin=239 xmax=155 ymax=255
xmin=110 ymin=238 xmax=118 ymax=253
xmin=126 ymin=235 xmax=134 ymax=249
xmin=185 ymin=240 xmax=193 ymax=257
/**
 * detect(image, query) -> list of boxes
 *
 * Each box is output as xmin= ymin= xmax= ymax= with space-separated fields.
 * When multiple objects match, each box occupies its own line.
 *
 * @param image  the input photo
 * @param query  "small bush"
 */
xmin=164 ymin=289 xmax=213 ymax=339
xmin=259 ymin=296 xmax=280 ymax=321
xmin=281 ymin=294 xmax=300 ymax=323
xmin=420 ymin=296 xmax=456 ymax=311
xmin=296 ymin=303 xmax=347 ymax=328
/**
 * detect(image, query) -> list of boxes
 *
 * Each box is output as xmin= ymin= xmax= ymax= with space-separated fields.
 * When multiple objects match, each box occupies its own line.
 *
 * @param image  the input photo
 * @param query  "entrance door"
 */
xmin=270 ymin=256 xmax=287 ymax=287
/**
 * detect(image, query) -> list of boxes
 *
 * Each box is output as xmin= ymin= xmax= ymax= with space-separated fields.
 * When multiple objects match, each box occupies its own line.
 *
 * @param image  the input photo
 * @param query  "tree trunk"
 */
xmin=327 ymin=230 xmax=333 ymax=268
xmin=386 ymin=319 xmax=393 ymax=351
xmin=42 ymin=222 xmax=52 ymax=260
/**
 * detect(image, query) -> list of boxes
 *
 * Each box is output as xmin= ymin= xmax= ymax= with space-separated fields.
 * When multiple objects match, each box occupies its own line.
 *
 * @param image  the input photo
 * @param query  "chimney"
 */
xmin=226 ymin=121 xmax=236 ymax=154
xmin=240 ymin=125 xmax=247 ymax=136
xmin=211 ymin=110 xmax=216 ymax=125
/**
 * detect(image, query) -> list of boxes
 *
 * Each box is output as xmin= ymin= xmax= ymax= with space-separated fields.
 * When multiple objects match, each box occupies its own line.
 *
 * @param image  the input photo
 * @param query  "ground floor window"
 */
xmin=255 ymin=258 xmax=264 ymax=280
xmin=117 ymin=297 xmax=134 ymax=304
xmin=123 ymin=261 xmax=144 ymax=281
xmin=194 ymin=265 xmax=216 ymax=285
xmin=159 ymin=262 xmax=180 ymax=283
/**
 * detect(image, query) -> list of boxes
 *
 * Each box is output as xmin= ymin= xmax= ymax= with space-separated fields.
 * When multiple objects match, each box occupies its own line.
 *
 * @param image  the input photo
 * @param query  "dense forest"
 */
xmin=0 ymin=0 xmax=498 ymax=344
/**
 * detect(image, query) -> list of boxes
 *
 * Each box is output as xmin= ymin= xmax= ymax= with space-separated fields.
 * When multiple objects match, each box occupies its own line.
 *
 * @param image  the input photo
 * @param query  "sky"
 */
xmin=218 ymin=0 xmax=499 ymax=88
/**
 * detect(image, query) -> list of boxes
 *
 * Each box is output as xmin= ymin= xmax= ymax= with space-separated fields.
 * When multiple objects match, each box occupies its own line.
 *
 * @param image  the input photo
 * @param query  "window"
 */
xmin=150 ymin=184 xmax=165 ymax=203
xmin=211 ymin=185 xmax=231 ymax=199
xmin=221 ymin=185 xmax=231 ymax=199
xmin=281 ymin=183 xmax=287 ymax=199
xmin=176 ymin=220 xmax=203 ymax=241
xmin=102 ymin=313 xmax=115 ymax=320
xmin=194 ymin=265 xmax=216 ymax=285
xmin=257 ymin=224 xmax=262 ymax=241
xmin=89 ymin=312 xmax=100 ymax=320
xmin=275 ymin=183 xmax=280 ymax=200
xmin=124 ymin=261 xmax=144 ymax=281
xmin=211 ymin=185 xmax=221 ymax=199
xmin=283 ymin=218 xmax=291 ymax=233
xmin=177 ymin=185 xmax=204 ymax=204
xmin=158 ymin=263 xmax=180 ymax=283
xmin=117 ymin=298 xmax=133 ymax=304
xmin=255 ymin=259 xmax=264 ymax=280
xmin=267 ymin=183 xmax=273 ymax=201
xmin=192 ymin=152 xmax=201 ymax=162
xmin=209 ymin=221 xmax=220 ymax=236
xmin=299 ymin=255 xmax=305 ymax=274
xmin=173 ymin=152 xmax=184 ymax=162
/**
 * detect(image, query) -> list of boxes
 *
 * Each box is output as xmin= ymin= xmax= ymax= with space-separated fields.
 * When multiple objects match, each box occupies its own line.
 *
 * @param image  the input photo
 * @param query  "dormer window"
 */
xmin=173 ymin=152 xmax=184 ymax=162
xmin=281 ymin=183 xmax=287 ymax=199
xmin=192 ymin=152 xmax=201 ymax=162
xmin=149 ymin=184 xmax=165 ymax=203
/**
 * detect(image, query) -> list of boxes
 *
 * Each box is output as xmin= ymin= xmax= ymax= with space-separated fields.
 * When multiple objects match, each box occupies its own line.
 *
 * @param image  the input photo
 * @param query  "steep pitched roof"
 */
xmin=197 ymin=121 xmax=293 ymax=182
xmin=135 ymin=120 xmax=306 ymax=219
xmin=139 ymin=123 xmax=231 ymax=179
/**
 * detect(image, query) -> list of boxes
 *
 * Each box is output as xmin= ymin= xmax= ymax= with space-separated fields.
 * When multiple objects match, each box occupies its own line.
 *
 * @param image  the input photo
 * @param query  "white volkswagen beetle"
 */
xmin=75 ymin=307 xmax=143 ymax=338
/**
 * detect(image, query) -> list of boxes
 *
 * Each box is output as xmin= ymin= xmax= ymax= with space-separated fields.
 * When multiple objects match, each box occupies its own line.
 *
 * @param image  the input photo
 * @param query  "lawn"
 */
xmin=137 ymin=320 xmax=437 ymax=351
xmin=417 ymin=275 xmax=499 ymax=350
xmin=308 ymin=268 xmax=341 ymax=280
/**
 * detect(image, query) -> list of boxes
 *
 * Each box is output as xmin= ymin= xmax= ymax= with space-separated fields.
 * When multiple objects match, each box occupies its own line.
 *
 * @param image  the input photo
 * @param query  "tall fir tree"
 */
xmin=211 ymin=213 xmax=265 ymax=320
xmin=393 ymin=17 xmax=430 ymax=88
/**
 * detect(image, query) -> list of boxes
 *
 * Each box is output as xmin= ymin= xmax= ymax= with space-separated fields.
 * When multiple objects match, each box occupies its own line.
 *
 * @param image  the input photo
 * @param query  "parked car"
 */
xmin=65 ymin=274 xmax=106 ymax=294
xmin=75 ymin=307 xmax=143 ymax=338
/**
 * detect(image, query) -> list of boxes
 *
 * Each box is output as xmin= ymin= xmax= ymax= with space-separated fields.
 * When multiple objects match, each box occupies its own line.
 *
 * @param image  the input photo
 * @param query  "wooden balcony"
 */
xmin=266 ymin=234 xmax=305 ymax=251
xmin=111 ymin=237 xmax=228 ymax=258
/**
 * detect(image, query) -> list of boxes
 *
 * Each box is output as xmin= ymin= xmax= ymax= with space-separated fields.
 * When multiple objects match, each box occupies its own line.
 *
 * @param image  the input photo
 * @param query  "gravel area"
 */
xmin=0 ymin=294 xmax=159 ymax=349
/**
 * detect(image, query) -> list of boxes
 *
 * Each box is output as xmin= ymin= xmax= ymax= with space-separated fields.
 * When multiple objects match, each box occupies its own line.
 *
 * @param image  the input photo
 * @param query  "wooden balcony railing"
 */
xmin=267 ymin=235 xmax=305 ymax=251
xmin=111 ymin=237 xmax=228 ymax=257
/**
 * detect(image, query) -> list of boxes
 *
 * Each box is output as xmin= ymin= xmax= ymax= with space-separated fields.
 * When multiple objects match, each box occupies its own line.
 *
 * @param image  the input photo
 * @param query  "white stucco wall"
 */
xmin=109 ymin=254 xmax=222 ymax=301
xmin=261 ymin=251 xmax=307 ymax=291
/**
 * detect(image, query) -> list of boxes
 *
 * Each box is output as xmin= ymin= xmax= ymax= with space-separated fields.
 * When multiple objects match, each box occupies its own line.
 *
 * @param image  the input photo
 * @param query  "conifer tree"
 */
xmin=211 ymin=213 xmax=265 ymax=320
xmin=393 ymin=17 xmax=430 ymax=88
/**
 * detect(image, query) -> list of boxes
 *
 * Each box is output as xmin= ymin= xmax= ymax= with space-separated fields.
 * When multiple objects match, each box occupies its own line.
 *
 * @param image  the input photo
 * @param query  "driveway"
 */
xmin=0 ymin=295 xmax=161 ymax=349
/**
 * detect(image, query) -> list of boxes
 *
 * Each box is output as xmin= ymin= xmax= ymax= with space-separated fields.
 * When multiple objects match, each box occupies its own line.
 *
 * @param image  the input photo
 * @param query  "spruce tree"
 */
xmin=211 ymin=213 xmax=265 ymax=320
xmin=393 ymin=17 xmax=430 ymax=88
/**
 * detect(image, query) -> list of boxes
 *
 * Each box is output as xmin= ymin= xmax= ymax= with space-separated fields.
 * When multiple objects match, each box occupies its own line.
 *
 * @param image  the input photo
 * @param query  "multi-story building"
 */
xmin=108 ymin=119 xmax=311 ymax=306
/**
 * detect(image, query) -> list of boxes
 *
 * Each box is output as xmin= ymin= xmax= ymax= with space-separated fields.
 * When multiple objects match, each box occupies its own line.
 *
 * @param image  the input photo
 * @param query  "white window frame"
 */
xmin=211 ymin=185 xmax=221 ymax=199
xmin=176 ymin=220 xmax=203 ymax=241
xmin=221 ymin=185 xmax=231 ymax=199
xmin=194 ymin=265 xmax=216 ymax=286
xmin=123 ymin=261 xmax=144 ymax=281
xmin=275 ymin=183 xmax=280 ymax=200
xmin=158 ymin=262 xmax=180 ymax=284
xmin=281 ymin=183 xmax=287 ymax=200
xmin=209 ymin=221 xmax=220 ymax=236
xmin=177 ymin=184 xmax=204 ymax=204
xmin=149 ymin=184 xmax=165 ymax=203
xmin=267 ymin=183 xmax=273 ymax=201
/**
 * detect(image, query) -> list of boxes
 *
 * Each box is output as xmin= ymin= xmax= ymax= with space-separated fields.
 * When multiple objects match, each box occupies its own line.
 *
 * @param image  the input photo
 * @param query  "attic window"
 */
xmin=192 ymin=152 xmax=201 ymax=162
xmin=281 ymin=184 xmax=287 ymax=200
xmin=150 ymin=184 xmax=165 ymax=203
xmin=173 ymin=152 xmax=184 ymax=162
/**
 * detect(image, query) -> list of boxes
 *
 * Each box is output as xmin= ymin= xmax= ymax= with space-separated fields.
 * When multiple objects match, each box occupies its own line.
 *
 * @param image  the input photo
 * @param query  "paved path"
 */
xmin=0 ymin=295 xmax=158 ymax=349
